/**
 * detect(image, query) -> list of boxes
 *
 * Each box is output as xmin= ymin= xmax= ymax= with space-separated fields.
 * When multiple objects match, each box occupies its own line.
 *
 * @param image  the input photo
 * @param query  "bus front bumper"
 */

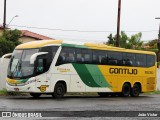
xmin=6 ymin=82 xmax=36 ymax=93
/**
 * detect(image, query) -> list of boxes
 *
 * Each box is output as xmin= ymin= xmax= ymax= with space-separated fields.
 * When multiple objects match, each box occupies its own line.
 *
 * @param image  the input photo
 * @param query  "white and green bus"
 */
xmin=3 ymin=40 xmax=157 ymax=98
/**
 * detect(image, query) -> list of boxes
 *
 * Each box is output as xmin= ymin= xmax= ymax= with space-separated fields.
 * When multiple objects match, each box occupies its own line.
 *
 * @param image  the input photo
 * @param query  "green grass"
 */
xmin=0 ymin=89 xmax=8 ymax=95
xmin=0 ymin=89 xmax=28 ymax=96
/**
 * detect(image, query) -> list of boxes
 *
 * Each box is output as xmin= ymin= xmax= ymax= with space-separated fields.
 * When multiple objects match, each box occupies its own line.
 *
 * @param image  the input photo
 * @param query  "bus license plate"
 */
xmin=14 ymin=88 xmax=19 ymax=91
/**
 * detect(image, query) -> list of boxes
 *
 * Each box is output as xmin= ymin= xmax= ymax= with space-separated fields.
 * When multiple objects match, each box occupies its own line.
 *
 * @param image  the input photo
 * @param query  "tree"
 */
xmin=128 ymin=32 xmax=143 ymax=49
xmin=0 ymin=29 xmax=21 ymax=57
xmin=119 ymin=31 xmax=129 ymax=48
xmin=143 ymin=39 xmax=158 ymax=53
xmin=107 ymin=34 xmax=116 ymax=46
xmin=106 ymin=31 xmax=143 ymax=50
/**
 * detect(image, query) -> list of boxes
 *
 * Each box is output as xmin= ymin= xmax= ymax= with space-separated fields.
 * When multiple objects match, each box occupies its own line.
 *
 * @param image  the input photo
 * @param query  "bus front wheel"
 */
xmin=52 ymin=83 xmax=65 ymax=98
xmin=30 ymin=93 xmax=41 ymax=98
xmin=121 ymin=83 xmax=131 ymax=97
xmin=130 ymin=84 xmax=140 ymax=97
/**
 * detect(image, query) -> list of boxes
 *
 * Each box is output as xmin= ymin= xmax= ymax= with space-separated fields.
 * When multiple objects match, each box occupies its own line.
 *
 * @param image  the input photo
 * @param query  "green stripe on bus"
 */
xmin=72 ymin=64 xmax=100 ymax=87
xmin=62 ymin=43 xmax=88 ymax=48
xmin=85 ymin=65 xmax=111 ymax=87
xmin=15 ymin=78 xmax=29 ymax=84
xmin=20 ymin=78 xmax=29 ymax=83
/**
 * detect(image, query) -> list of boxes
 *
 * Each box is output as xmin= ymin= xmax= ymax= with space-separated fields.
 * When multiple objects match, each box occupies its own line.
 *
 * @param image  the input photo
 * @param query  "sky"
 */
xmin=0 ymin=0 xmax=160 ymax=43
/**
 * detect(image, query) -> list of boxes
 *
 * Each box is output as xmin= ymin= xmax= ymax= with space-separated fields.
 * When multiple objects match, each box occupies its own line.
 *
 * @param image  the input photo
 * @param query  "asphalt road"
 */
xmin=0 ymin=94 xmax=160 ymax=119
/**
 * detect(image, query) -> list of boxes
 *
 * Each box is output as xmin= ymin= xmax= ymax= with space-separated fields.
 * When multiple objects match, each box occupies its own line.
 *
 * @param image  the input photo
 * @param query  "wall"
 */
xmin=19 ymin=36 xmax=37 ymax=43
xmin=0 ymin=58 xmax=9 ymax=90
xmin=0 ymin=58 xmax=160 ymax=91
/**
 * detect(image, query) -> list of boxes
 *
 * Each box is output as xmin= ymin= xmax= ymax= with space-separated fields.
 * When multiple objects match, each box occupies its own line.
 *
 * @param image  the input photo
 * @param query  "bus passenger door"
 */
xmin=35 ymin=58 xmax=50 ymax=92
xmin=35 ymin=74 xmax=50 ymax=92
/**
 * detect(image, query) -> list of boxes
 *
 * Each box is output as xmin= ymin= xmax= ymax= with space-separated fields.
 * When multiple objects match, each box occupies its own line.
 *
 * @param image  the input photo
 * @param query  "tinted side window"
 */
xmin=52 ymin=47 xmax=58 ymax=58
xmin=147 ymin=55 xmax=155 ymax=67
xmin=92 ymin=50 xmax=107 ymax=65
xmin=123 ymin=53 xmax=136 ymax=66
xmin=108 ymin=51 xmax=122 ymax=66
xmin=136 ymin=54 xmax=146 ymax=67
xmin=40 ymin=46 xmax=58 ymax=70
xmin=76 ymin=48 xmax=92 ymax=64
xmin=57 ymin=47 xmax=75 ymax=65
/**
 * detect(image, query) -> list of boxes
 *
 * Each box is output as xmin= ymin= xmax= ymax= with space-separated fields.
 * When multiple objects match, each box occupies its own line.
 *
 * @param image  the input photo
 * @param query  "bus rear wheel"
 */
xmin=130 ymin=84 xmax=140 ymax=97
xmin=121 ymin=83 xmax=131 ymax=97
xmin=30 ymin=93 xmax=41 ymax=98
xmin=52 ymin=83 xmax=65 ymax=98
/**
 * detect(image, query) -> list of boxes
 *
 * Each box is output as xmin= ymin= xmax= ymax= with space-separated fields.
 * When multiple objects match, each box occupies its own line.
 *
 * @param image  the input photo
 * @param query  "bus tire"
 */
xmin=30 ymin=93 xmax=41 ymax=98
xmin=98 ymin=92 xmax=109 ymax=97
xmin=121 ymin=83 xmax=131 ymax=97
xmin=52 ymin=83 xmax=65 ymax=98
xmin=130 ymin=84 xmax=140 ymax=97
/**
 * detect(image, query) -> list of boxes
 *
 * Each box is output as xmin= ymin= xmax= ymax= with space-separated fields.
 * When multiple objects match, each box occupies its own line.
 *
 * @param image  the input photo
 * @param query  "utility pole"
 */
xmin=116 ymin=0 xmax=121 ymax=47
xmin=155 ymin=17 xmax=160 ymax=62
xmin=3 ymin=0 xmax=6 ymax=29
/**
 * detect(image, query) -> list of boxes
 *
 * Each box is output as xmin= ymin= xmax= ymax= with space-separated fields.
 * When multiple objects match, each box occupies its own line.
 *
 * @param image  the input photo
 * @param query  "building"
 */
xmin=0 ymin=25 xmax=54 ymax=43
xmin=19 ymin=30 xmax=54 ymax=43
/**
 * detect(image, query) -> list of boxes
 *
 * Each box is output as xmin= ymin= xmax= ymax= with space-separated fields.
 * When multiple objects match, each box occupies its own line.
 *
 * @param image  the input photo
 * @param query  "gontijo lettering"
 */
xmin=109 ymin=68 xmax=138 ymax=75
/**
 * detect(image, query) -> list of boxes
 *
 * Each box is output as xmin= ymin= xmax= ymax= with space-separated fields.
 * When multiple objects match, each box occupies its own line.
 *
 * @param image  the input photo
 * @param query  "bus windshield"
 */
xmin=7 ymin=49 xmax=39 ymax=79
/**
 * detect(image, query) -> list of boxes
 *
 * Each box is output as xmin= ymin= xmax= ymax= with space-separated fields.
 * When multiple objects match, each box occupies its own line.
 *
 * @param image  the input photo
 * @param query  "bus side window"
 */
xmin=92 ymin=50 xmax=107 ymax=65
xmin=108 ymin=51 xmax=122 ymax=66
xmin=147 ymin=55 xmax=155 ymax=67
xmin=101 ymin=57 xmax=108 ymax=65
xmin=57 ymin=55 xmax=65 ymax=65
xmin=66 ymin=53 xmax=75 ymax=62
xmin=108 ymin=59 xmax=117 ymax=65
xmin=92 ymin=54 xmax=99 ymax=64
xmin=76 ymin=48 xmax=92 ymax=64
xmin=123 ymin=53 xmax=135 ymax=66
xmin=77 ymin=54 xmax=83 ymax=63
xmin=136 ymin=54 xmax=146 ymax=67
xmin=56 ymin=47 xmax=75 ymax=66
xmin=56 ymin=51 xmax=66 ymax=66
xmin=40 ymin=46 xmax=58 ymax=71
xmin=124 ymin=59 xmax=133 ymax=66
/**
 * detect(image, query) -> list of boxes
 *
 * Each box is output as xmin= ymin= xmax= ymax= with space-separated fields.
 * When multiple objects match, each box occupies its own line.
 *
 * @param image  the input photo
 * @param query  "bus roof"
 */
xmin=16 ymin=40 xmax=62 ymax=49
xmin=15 ymin=40 xmax=155 ymax=55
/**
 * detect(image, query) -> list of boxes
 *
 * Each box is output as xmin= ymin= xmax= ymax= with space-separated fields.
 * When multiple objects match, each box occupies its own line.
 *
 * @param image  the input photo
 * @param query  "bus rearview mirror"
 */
xmin=1 ymin=53 xmax=12 ymax=64
xmin=30 ymin=52 xmax=48 ymax=65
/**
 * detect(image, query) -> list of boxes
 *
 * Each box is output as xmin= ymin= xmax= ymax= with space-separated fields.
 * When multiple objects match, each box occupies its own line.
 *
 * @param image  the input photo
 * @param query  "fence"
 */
xmin=0 ymin=58 xmax=160 ymax=90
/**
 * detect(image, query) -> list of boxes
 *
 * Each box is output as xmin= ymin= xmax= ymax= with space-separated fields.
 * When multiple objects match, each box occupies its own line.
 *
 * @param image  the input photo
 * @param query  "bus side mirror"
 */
xmin=1 ymin=53 xmax=12 ymax=63
xmin=30 ymin=52 xmax=48 ymax=65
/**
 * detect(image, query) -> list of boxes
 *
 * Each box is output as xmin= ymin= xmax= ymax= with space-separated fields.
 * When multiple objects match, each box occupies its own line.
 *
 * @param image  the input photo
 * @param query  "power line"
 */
xmin=9 ymin=24 xmax=159 ymax=33
xmin=10 ymin=25 xmax=115 ymax=33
